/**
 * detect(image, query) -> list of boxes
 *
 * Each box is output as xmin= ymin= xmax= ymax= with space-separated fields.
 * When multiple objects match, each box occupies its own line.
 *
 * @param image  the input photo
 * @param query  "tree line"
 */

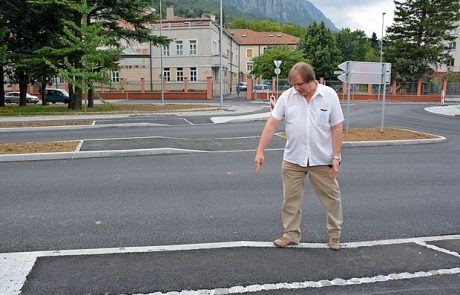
xmin=249 ymin=1 xmax=460 ymax=83
xmin=1 ymin=0 xmax=459 ymax=108
xmin=0 ymin=0 xmax=168 ymax=109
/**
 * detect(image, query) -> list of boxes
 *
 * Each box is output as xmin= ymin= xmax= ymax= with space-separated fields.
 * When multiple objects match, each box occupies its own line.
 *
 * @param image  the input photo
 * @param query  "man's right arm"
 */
xmin=255 ymin=116 xmax=280 ymax=173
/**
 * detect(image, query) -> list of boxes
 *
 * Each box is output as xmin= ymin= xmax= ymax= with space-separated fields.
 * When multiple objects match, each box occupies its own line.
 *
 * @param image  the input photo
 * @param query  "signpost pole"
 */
xmin=346 ymin=62 xmax=351 ymax=132
xmin=380 ymin=63 xmax=387 ymax=132
xmin=274 ymin=60 xmax=282 ymax=99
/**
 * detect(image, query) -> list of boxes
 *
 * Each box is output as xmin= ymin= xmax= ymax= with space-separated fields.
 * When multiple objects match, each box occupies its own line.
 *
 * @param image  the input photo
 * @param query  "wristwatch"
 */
xmin=332 ymin=155 xmax=341 ymax=161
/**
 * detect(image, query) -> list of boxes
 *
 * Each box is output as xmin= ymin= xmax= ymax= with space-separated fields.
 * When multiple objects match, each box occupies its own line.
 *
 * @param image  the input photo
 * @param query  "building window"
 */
xmin=163 ymin=45 xmax=170 ymax=56
xmin=190 ymin=67 xmax=197 ymax=81
xmin=111 ymin=71 xmax=120 ymax=82
xmin=449 ymin=42 xmax=457 ymax=50
xmin=177 ymin=67 xmax=184 ymax=81
xmin=246 ymin=62 xmax=253 ymax=71
xmin=189 ymin=40 xmax=197 ymax=55
xmin=447 ymin=58 xmax=455 ymax=67
xmin=176 ymin=41 xmax=183 ymax=55
xmin=246 ymin=49 xmax=253 ymax=59
xmin=163 ymin=68 xmax=170 ymax=81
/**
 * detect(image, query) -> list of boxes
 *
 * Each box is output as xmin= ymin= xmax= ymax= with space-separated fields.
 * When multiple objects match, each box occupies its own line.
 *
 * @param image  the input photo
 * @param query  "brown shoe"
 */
xmin=273 ymin=237 xmax=298 ymax=248
xmin=328 ymin=237 xmax=340 ymax=251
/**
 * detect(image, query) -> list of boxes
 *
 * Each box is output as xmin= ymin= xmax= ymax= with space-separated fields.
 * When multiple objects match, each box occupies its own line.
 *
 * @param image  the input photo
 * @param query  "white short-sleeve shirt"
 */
xmin=271 ymin=82 xmax=344 ymax=167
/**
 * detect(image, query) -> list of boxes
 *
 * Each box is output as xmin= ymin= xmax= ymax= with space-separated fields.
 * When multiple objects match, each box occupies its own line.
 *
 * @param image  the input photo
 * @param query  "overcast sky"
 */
xmin=309 ymin=0 xmax=395 ymax=37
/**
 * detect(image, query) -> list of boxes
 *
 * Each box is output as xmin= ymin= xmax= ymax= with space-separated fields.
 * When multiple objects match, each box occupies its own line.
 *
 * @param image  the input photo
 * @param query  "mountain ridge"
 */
xmin=164 ymin=0 xmax=338 ymax=31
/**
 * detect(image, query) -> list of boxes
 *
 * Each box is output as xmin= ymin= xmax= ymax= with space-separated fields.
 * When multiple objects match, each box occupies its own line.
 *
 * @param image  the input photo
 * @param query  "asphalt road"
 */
xmin=1 ymin=102 xmax=459 ymax=295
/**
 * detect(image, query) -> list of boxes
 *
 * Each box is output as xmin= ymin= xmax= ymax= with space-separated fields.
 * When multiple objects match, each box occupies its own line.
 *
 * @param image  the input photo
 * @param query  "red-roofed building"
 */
xmin=231 ymin=29 xmax=299 ymax=79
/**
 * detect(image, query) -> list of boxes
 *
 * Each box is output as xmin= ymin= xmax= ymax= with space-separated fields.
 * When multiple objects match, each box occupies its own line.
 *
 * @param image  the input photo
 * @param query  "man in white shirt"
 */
xmin=255 ymin=62 xmax=344 ymax=250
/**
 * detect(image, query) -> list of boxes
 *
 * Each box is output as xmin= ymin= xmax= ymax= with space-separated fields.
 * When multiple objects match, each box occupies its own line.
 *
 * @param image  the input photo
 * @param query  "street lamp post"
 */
xmin=160 ymin=0 xmax=164 ymax=105
xmin=149 ymin=41 xmax=153 ymax=92
xmin=377 ymin=12 xmax=386 ymax=101
xmin=219 ymin=0 xmax=223 ymax=110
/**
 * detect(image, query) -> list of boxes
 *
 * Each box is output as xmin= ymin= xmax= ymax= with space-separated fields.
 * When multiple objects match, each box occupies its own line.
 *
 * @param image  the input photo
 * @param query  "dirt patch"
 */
xmin=113 ymin=104 xmax=219 ymax=112
xmin=0 ymin=128 xmax=440 ymax=155
xmin=0 ymin=141 xmax=80 ymax=154
xmin=343 ymin=128 xmax=437 ymax=141
xmin=0 ymin=120 xmax=93 ymax=128
xmin=279 ymin=128 xmax=438 ymax=141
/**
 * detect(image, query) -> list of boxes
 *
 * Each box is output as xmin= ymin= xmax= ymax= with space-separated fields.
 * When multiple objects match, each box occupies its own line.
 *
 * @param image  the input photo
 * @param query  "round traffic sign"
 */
xmin=274 ymin=68 xmax=281 ymax=75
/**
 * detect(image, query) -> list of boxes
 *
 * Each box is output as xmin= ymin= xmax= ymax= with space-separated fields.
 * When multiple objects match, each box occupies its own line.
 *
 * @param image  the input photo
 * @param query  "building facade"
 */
xmin=117 ymin=6 xmax=239 ymax=95
xmin=117 ymin=6 xmax=300 ymax=96
xmin=231 ymin=29 xmax=299 ymax=81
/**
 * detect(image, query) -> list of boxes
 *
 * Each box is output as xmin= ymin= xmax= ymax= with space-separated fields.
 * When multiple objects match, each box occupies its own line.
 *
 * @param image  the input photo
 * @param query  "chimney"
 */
xmin=166 ymin=5 xmax=174 ymax=20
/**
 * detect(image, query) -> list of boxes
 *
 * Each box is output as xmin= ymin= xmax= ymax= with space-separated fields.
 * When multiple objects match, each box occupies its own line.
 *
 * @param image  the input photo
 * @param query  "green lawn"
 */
xmin=0 ymin=104 xmax=117 ymax=116
xmin=0 ymin=103 xmax=217 ymax=117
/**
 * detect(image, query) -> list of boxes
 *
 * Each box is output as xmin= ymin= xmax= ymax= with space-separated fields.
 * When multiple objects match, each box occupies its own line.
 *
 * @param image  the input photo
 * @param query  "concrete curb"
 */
xmin=0 ymin=105 xmax=265 ymax=123
xmin=0 ymin=148 xmax=206 ymax=163
xmin=210 ymin=111 xmax=270 ymax=123
xmin=0 ymin=123 xmax=170 ymax=133
xmin=343 ymin=136 xmax=446 ymax=147
xmin=0 ymin=136 xmax=446 ymax=163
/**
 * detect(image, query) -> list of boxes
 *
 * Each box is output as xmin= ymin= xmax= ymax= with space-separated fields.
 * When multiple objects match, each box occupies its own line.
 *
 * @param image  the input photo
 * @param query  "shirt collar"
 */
xmin=292 ymin=80 xmax=324 ymax=99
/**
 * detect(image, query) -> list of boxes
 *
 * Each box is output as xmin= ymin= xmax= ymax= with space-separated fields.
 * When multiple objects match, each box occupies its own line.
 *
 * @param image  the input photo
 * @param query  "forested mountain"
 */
xmin=164 ymin=0 xmax=338 ymax=31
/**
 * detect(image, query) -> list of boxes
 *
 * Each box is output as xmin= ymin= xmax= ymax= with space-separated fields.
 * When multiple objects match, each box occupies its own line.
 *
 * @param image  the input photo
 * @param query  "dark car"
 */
xmin=4 ymin=92 xmax=39 ymax=104
xmin=45 ymin=89 xmax=70 ymax=104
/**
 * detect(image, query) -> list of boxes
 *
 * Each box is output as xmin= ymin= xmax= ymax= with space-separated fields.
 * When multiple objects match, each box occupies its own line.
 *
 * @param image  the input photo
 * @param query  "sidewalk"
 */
xmin=425 ymin=104 xmax=460 ymax=116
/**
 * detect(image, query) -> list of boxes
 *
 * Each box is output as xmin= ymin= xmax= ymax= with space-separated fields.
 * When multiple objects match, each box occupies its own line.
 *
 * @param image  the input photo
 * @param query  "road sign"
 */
xmin=336 ymin=61 xmax=391 ymax=85
xmin=334 ymin=70 xmax=344 ymax=75
xmin=274 ymin=68 xmax=281 ymax=75
xmin=274 ymin=60 xmax=282 ymax=68
xmin=338 ymin=61 xmax=348 ymax=71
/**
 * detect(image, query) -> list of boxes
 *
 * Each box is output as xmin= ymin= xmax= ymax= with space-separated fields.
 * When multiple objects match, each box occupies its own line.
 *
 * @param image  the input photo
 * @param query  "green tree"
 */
xmin=39 ymin=0 xmax=122 ymax=110
xmin=228 ymin=17 xmax=307 ymax=37
xmin=336 ymin=28 xmax=368 ymax=62
xmin=0 ymin=0 xmax=60 ymax=106
xmin=298 ymin=22 xmax=341 ymax=79
xmin=385 ymin=0 xmax=460 ymax=81
xmin=0 ymin=26 xmax=7 ymax=107
xmin=32 ymin=0 xmax=170 ymax=109
xmin=251 ymin=45 xmax=307 ymax=80
xmin=363 ymin=42 xmax=380 ymax=62
xmin=370 ymin=32 xmax=380 ymax=50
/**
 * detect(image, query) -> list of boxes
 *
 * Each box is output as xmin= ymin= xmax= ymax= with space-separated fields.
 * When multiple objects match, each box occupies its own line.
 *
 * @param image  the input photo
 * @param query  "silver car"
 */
xmin=5 ymin=92 xmax=39 ymax=104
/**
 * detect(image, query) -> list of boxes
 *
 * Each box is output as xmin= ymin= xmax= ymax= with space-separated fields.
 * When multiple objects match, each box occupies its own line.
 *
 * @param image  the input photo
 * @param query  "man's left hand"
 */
xmin=329 ymin=159 xmax=340 ymax=179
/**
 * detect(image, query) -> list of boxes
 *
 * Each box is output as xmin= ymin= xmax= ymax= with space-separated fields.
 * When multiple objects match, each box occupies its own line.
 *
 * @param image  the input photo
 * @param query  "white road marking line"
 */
xmin=414 ymin=241 xmax=460 ymax=258
xmin=75 ymin=140 xmax=84 ymax=152
xmin=81 ymin=135 xmax=263 ymax=142
xmin=0 ymin=253 xmax=37 ymax=295
xmin=181 ymin=118 xmax=194 ymax=125
xmin=140 ymin=267 xmax=460 ymax=295
xmin=1 ymin=235 xmax=459 ymax=295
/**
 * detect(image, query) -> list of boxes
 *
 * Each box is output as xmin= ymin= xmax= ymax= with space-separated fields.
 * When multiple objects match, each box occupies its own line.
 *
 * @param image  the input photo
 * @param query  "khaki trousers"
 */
xmin=281 ymin=160 xmax=343 ymax=243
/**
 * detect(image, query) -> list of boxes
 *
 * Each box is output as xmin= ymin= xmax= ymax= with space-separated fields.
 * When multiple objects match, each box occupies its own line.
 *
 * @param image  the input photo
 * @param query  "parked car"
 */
xmin=237 ymin=82 xmax=247 ymax=92
xmin=45 ymin=88 xmax=70 ymax=104
xmin=253 ymin=84 xmax=270 ymax=92
xmin=4 ymin=92 xmax=39 ymax=104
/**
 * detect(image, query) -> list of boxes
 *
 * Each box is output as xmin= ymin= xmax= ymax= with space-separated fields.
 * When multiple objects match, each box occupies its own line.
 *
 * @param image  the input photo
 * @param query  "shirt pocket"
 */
xmin=316 ymin=108 xmax=330 ymax=126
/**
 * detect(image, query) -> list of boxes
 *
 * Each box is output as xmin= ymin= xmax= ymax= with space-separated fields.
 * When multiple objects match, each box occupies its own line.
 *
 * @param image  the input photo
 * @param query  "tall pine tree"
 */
xmin=385 ymin=0 xmax=460 ymax=81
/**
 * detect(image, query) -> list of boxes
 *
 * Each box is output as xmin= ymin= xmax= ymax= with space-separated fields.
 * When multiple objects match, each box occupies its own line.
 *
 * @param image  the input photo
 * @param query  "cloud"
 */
xmin=309 ymin=0 xmax=395 ymax=37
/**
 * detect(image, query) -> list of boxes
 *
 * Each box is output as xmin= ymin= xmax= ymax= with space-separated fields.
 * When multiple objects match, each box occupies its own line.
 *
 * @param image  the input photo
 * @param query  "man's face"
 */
xmin=291 ymin=72 xmax=310 ymax=96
